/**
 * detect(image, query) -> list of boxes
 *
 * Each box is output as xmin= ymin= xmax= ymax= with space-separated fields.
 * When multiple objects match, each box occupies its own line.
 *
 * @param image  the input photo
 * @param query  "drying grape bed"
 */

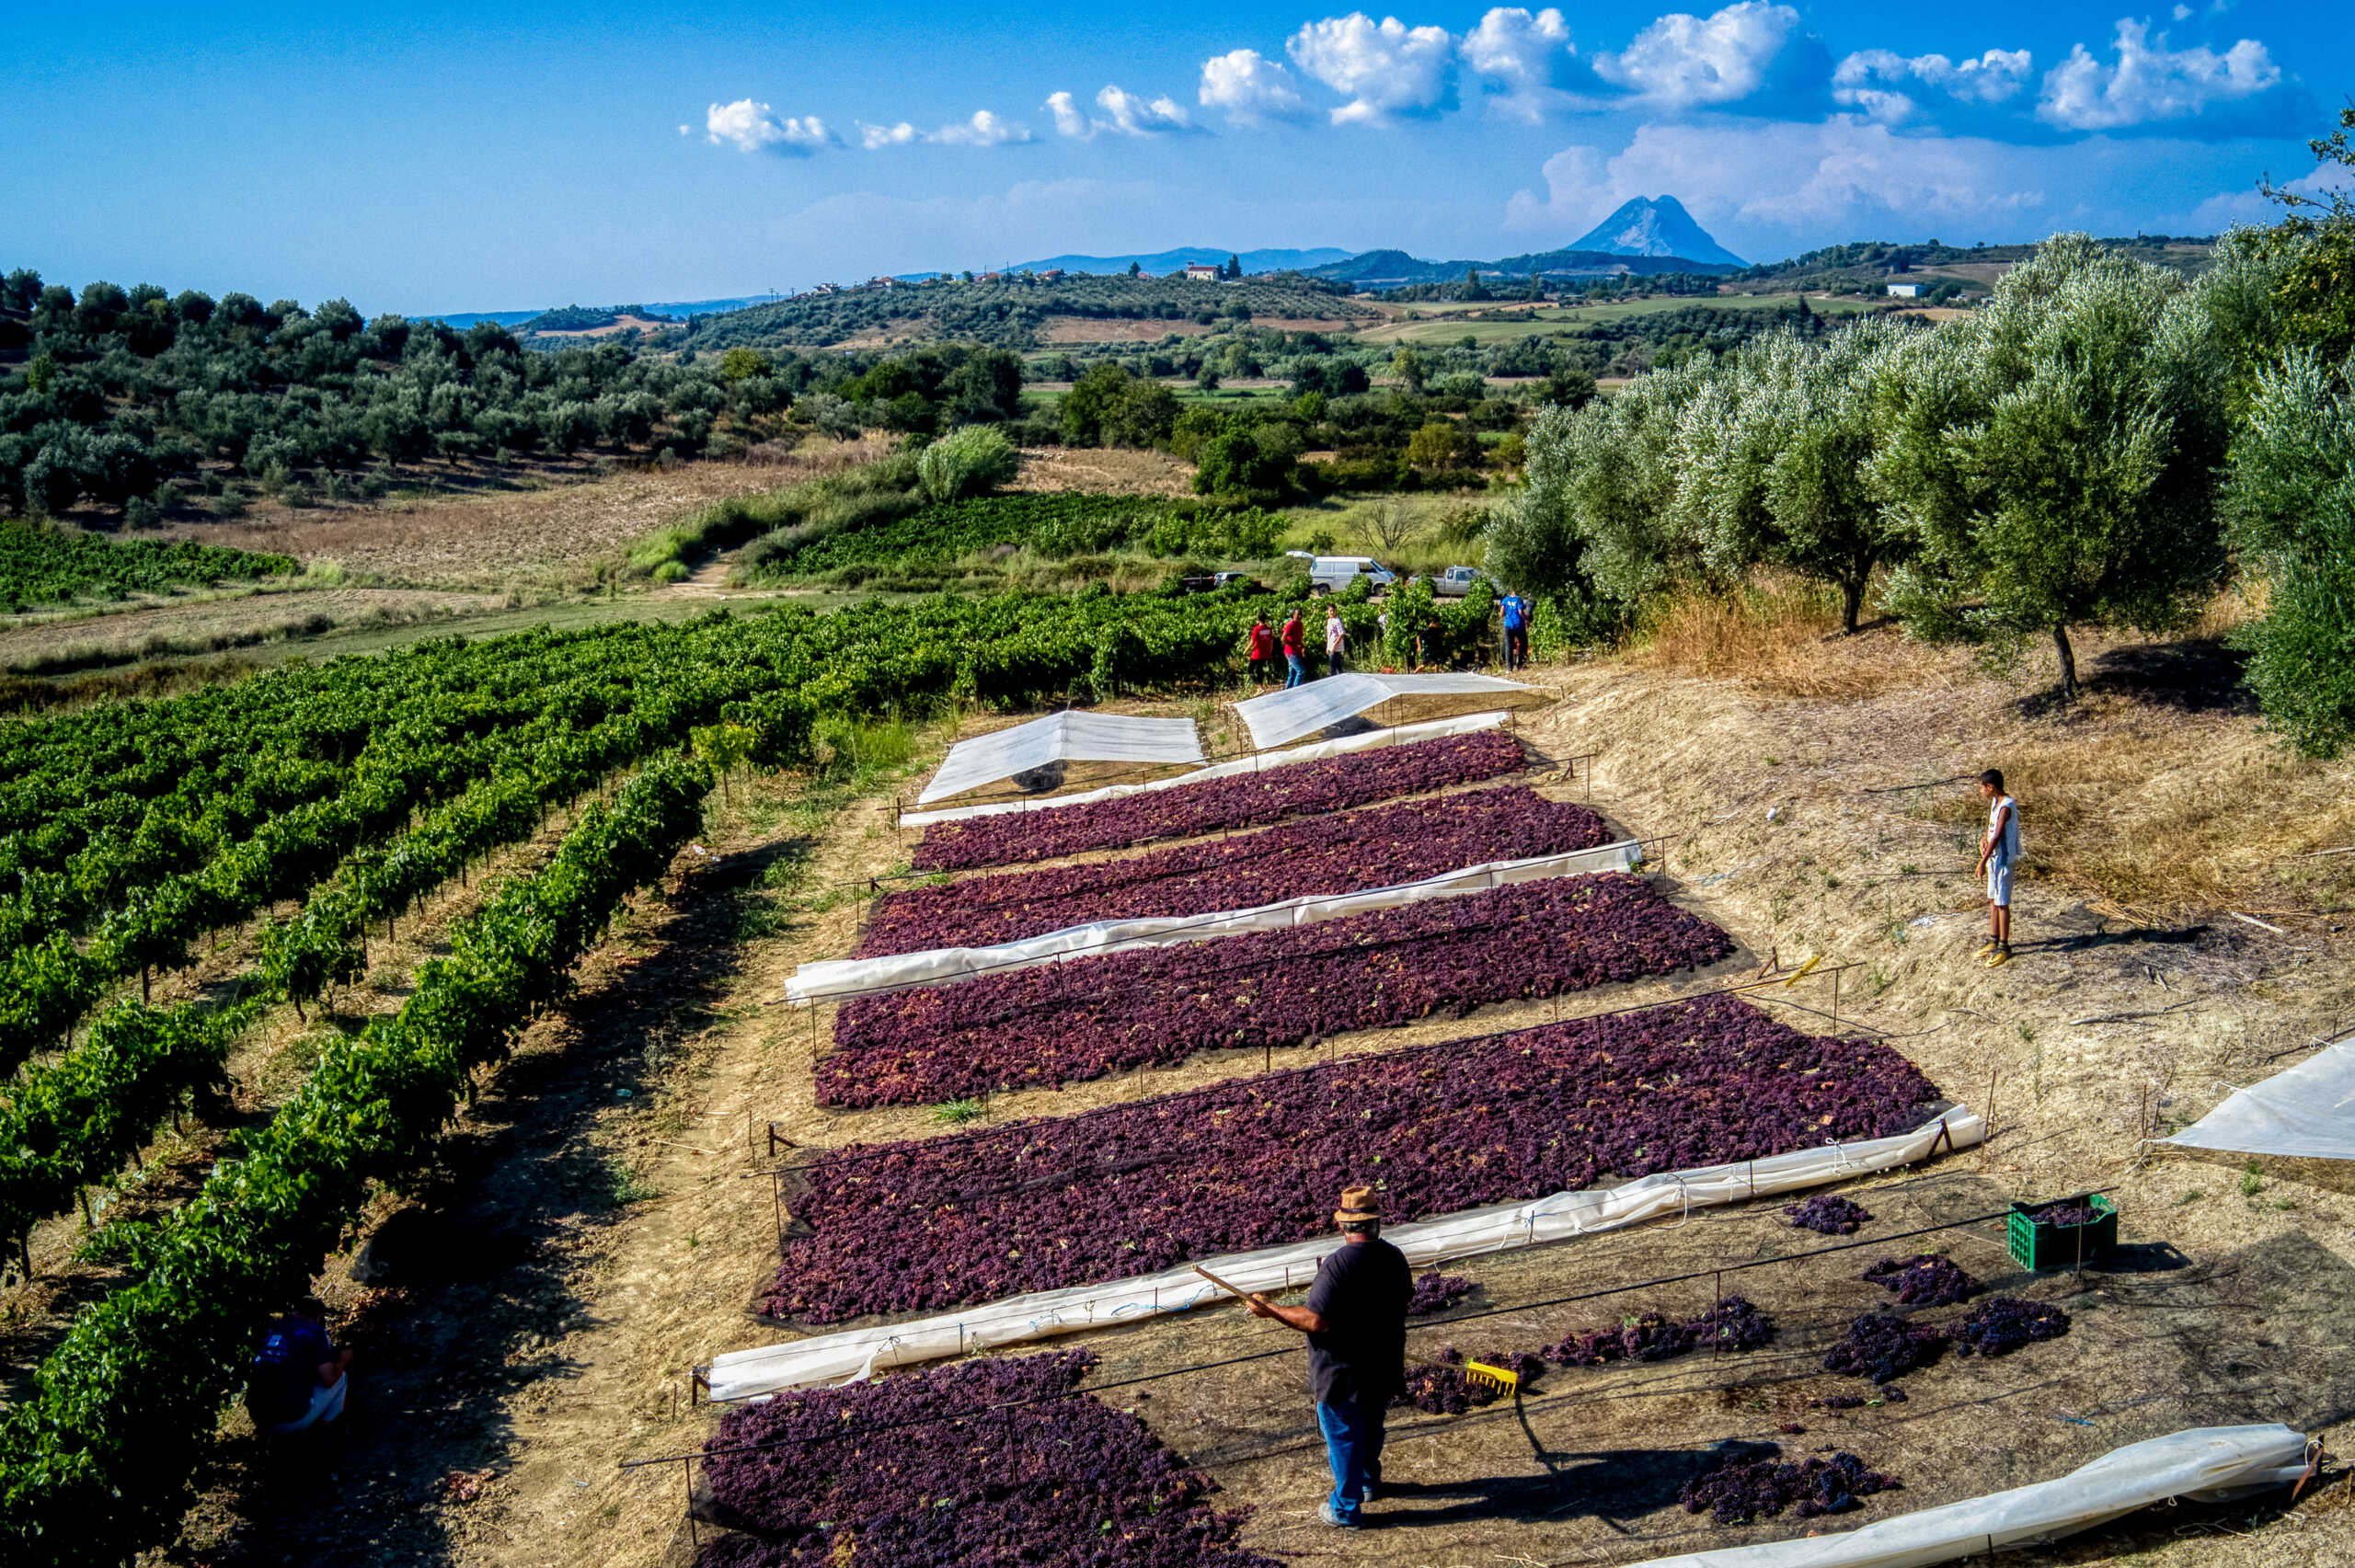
xmin=856 ymin=785 xmax=1612 ymax=957
xmin=695 ymin=1352 xmax=1275 ymax=1568
xmin=760 ymin=995 xmax=1943 ymax=1322
xmin=912 ymin=729 xmax=1530 ymax=872
xmin=821 ymin=873 xmax=1734 ymax=1107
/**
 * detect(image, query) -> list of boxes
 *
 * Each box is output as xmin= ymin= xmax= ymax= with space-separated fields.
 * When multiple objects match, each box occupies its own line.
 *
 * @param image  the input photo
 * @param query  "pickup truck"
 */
xmin=1432 ymin=566 xmax=1488 ymax=597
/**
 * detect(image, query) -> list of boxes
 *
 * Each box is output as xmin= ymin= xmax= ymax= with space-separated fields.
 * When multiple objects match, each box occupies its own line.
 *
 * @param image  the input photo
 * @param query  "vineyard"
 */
xmin=0 ymin=521 xmax=296 ymax=612
xmin=0 ymin=544 xmax=2323 ymax=1568
xmin=745 ymin=491 xmax=1288 ymax=583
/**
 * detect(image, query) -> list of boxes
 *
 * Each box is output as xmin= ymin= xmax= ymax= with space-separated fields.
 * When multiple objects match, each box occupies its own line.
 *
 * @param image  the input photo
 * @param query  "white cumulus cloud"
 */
xmin=1287 ymin=14 xmax=1458 ymax=125
xmin=2037 ymin=19 xmax=2279 ymax=131
xmin=1591 ymin=2 xmax=1804 ymax=109
xmin=861 ymin=110 xmax=1031 ymax=150
xmin=1505 ymin=119 xmax=2045 ymax=239
xmin=1199 ymin=49 xmax=1313 ymax=125
xmin=1049 ymin=86 xmax=1197 ymax=139
xmin=1832 ymin=47 xmax=2032 ymax=123
xmin=705 ymin=99 xmax=834 ymax=155
xmin=1462 ymin=7 xmax=1576 ymax=120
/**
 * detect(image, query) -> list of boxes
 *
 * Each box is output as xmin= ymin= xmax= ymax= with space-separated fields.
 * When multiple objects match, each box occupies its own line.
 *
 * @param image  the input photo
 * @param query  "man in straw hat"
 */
xmin=1247 ymin=1185 xmax=1412 ymax=1528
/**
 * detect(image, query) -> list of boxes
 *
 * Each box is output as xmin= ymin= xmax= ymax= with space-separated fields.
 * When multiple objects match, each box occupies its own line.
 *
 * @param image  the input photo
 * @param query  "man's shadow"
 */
xmin=1372 ymin=1423 xmax=1780 ymax=1528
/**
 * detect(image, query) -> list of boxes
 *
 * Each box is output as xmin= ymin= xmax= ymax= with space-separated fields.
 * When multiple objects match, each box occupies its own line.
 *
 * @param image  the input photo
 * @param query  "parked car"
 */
xmin=1307 ymin=555 xmax=1398 ymax=594
xmin=1433 ymin=566 xmax=1488 ymax=597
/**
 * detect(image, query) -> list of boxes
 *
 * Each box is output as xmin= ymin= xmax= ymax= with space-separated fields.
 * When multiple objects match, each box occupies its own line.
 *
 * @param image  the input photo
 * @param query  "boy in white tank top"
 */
xmin=1975 ymin=768 xmax=2019 ymax=967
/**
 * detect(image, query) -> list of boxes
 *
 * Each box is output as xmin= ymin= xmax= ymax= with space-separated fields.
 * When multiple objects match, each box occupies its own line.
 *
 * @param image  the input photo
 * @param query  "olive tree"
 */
xmin=1486 ymin=354 xmax=1720 ymax=616
xmin=1682 ymin=320 xmax=1917 ymax=633
xmin=2224 ymin=349 xmax=2355 ymax=755
xmin=1870 ymin=234 xmax=2230 ymax=695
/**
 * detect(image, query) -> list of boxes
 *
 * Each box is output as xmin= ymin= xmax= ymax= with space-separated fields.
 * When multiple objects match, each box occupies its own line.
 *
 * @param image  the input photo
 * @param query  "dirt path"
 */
xmin=163 ymin=647 xmax=2355 ymax=1568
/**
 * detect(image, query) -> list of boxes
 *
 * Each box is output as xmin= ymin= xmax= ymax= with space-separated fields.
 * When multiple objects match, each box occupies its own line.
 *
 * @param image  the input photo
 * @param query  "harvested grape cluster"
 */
xmin=1407 ymin=1274 xmax=1480 ymax=1316
xmin=1786 ymin=1195 xmax=1874 ymax=1235
xmin=1822 ymin=1313 xmax=1947 ymax=1385
xmin=913 ymin=730 xmax=1529 ymax=871
xmin=1862 ymin=1253 xmax=1981 ymax=1307
xmin=1542 ymin=1298 xmax=1775 ymax=1367
xmin=858 ymin=785 xmax=1613 ymax=956
xmin=762 ymin=996 xmax=1943 ymax=1322
xmin=695 ymin=1352 xmax=1278 ymax=1568
xmin=821 ymin=874 xmax=1734 ymax=1106
xmin=2028 ymin=1199 xmax=2102 ymax=1228
xmin=1680 ymin=1450 xmax=1901 ymax=1524
xmin=1951 ymin=1296 xmax=2072 ymax=1357
xmin=1394 ymin=1347 xmax=1548 ymax=1414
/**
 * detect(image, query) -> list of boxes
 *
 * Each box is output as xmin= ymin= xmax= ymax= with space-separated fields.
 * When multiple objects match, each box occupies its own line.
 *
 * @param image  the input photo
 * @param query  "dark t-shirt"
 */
xmin=247 ymin=1316 xmax=333 ymax=1425
xmin=1304 ymin=1236 xmax=1411 ymax=1406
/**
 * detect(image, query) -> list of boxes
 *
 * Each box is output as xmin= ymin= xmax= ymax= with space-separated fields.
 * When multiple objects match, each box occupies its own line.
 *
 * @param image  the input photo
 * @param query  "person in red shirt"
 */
xmin=1245 ymin=614 xmax=1276 ymax=683
xmin=1279 ymin=609 xmax=1307 ymax=688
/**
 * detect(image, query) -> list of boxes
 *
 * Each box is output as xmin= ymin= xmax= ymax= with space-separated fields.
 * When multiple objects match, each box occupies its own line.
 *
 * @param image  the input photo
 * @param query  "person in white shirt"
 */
xmin=1975 ymin=768 xmax=2020 ymax=967
xmin=1324 ymin=608 xmax=1347 ymax=679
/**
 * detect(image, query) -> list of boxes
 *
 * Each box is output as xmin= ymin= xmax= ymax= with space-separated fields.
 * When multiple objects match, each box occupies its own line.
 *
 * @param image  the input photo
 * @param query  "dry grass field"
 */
xmin=86 ymin=601 xmax=2353 ymax=1568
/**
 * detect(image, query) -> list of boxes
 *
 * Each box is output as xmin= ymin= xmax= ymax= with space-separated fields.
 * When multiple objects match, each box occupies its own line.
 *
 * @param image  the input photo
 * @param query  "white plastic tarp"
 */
xmin=917 ymin=712 xmax=1203 ymax=807
xmin=1618 ymin=1423 xmax=2310 ymax=1568
xmin=784 ymin=839 xmax=1641 ymax=1003
xmin=1235 ymin=673 xmax=1546 ymax=751
xmin=2161 ymin=1032 xmax=2355 ymax=1162
xmin=703 ymin=1108 xmax=1982 ymax=1401
xmin=899 ymin=712 xmax=1511 ymax=827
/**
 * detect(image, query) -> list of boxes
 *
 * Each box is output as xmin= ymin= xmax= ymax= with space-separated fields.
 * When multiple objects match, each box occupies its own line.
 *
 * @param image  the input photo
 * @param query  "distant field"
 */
xmin=1359 ymin=292 xmax=1886 ymax=345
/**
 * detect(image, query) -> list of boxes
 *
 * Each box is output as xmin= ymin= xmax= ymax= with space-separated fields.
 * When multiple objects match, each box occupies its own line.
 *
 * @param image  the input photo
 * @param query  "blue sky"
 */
xmin=2 ymin=1 xmax=2347 ymax=313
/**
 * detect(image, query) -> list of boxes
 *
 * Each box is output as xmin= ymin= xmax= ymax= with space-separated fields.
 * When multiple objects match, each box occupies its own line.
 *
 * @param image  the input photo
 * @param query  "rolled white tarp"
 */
xmin=702 ymin=1107 xmax=1982 ymax=1402
xmin=899 ymin=711 xmax=1512 ymax=828
xmin=917 ymin=712 xmax=1203 ymax=807
xmin=2160 ymin=1032 xmax=2355 ymax=1162
xmin=1235 ymin=673 xmax=1547 ymax=751
xmin=1619 ymin=1423 xmax=2311 ymax=1568
xmin=784 ymin=839 xmax=1642 ymax=1004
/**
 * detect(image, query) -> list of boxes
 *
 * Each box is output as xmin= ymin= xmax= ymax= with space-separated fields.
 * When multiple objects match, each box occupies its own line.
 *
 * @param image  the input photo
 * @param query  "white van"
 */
xmin=1308 ymin=555 xmax=1398 ymax=594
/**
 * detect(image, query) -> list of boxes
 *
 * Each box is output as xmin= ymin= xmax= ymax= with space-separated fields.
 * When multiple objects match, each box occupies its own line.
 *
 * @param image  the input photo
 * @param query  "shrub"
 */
xmin=915 ymin=423 xmax=1019 ymax=502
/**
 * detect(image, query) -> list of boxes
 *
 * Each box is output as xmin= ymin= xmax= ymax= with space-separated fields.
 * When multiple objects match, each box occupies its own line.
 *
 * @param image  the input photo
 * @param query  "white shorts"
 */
xmin=271 ymin=1373 xmax=348 ymax=1434
xmin=1985 ymin=861 xmax=2013 ymax=908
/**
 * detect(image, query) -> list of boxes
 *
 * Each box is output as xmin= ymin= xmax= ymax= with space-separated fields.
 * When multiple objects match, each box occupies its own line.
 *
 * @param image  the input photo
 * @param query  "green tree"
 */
xmin=1872 ymin=235 xmax=2230 ymax=696
xmin=916 ymin=424 xmax=1019 ymax=501
xmin=2223 ymin=349 xmax=2355 ymax=755
xmin=1390 ymin=348 xmax=1428 ymax=392
xmin=718 ymin=347 xmax=773 ymax=381
xmin=1684 ymin=320 xmax=1916 ymax=632
xmin=1060 ymin=363 xmax=1178 ymax=448
xmin=1486 ymin=355 xmax=1720 ymax=615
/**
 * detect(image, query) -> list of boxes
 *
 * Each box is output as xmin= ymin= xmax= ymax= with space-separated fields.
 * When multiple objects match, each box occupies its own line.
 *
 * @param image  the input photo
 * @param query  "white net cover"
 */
xmin=900 ymin=712 xmax=1509 ymax=827
xmin=917 ymin=712 xmax=1203 ymax=807
xmin=2161 ymin=1032 xmax=2355 ymax=1161
xmin=1621 ymin=1424 xmax=2310 ymax=1568
xmin=785 ymin=840 xmax=1640 ymax=1003
xmin=1235 ymin=673 xmax=1546 ymax=751
xmin=702 ymin=1108 xmax=1982 ymax=1401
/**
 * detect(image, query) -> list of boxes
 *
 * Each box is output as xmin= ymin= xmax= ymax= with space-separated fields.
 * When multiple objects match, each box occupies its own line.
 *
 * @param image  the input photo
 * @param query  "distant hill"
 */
xmin=1570 ymin=196 xmax=1745 ymax=267
xmin=1002 ymin=246 xmax=1356 ymax=277
xmin=428 ymin=295 xmax=777 ymax=329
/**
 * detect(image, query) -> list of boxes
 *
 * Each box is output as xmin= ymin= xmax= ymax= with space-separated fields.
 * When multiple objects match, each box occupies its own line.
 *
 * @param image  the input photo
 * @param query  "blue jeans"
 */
xmin=1283 ymin=653 xmax=1306 ymax=688
xmin=1316 ymin=1396 xmax=1386 ymax=1522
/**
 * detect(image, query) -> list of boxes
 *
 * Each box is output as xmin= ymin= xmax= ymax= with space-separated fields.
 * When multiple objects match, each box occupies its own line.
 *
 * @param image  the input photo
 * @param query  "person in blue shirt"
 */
xmin=1498 ymin=591 xmax=1530 ymax=670
xmin=247 ymin=1298 xmax=354 ymax=1440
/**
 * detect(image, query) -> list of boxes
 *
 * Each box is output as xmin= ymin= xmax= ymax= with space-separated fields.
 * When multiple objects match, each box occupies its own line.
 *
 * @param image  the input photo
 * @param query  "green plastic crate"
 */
xmin=2007 ymin=1193 xmax=2118 ymax=1271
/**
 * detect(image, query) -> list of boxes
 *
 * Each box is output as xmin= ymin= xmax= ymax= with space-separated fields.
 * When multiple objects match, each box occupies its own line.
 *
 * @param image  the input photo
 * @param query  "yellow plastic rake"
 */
xmin=1192 ymin=1266 xmax=1520 ymax=1395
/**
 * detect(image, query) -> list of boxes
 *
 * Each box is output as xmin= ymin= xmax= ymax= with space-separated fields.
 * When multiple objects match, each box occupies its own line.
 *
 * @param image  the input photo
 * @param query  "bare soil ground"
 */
xmin=161 ymin=445 xmax=871 ymax=592
xmin=1006 ymin=445 xmax=1197 ymax=496
xmin=0 ymin=587 xmax=502 ymax=673
xmin=121 ymin=629 xmax=2355 ymax=1568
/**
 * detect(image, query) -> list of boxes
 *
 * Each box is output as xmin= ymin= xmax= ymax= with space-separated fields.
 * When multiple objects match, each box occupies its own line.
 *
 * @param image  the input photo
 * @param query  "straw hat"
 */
xmin=1334 ymin=1186 xmax=1384 ymax=1223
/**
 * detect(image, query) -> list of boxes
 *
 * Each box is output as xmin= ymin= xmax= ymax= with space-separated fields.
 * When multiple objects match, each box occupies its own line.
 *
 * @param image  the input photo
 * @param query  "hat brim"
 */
xmin=1334 ymin=1208 xmax=1382 ymax=1223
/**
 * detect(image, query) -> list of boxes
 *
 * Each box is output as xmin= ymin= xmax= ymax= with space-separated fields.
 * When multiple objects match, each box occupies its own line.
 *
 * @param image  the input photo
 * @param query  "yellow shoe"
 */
xmin=1973 ymin=941 xmax=1998 ymax=960
xmin=1982 ymin=946 xmax=2010 ymax=968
